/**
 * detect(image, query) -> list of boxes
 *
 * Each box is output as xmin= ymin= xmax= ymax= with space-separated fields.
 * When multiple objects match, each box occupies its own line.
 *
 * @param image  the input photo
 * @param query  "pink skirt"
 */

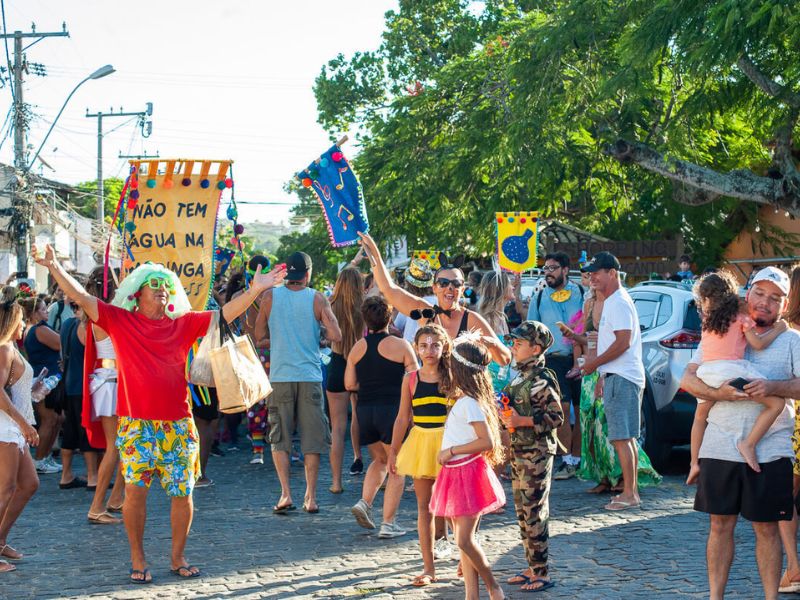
xmin=429 ymin=454 xmax=506 ymax=518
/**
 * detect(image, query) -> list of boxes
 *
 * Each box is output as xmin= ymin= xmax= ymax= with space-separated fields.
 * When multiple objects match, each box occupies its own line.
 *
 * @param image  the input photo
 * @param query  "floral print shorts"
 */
xmin=116 ymin=416 xmax=201 ymax=497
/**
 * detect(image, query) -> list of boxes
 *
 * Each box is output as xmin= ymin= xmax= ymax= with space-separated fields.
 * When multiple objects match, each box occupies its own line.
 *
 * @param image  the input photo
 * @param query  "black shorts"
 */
xmin=326 ymin=352 xmax=347 ymax=394
xmin=694 ymin=457 xmax=793 ymax=522
xmin=545 ymin=354 xmax=581 ymax=408
xmin=42 ymin=385 xmax=63 ymax=414
xmin=61 ymin=394 xmax=93 ymax=452
xmin=357 ymin=403 xmax=398 ymax=446
xmin=192 ymin=387 xmax=219 ymax=422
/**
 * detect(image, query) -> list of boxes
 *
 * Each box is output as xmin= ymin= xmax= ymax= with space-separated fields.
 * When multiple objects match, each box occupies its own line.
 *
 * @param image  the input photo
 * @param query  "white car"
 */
xmin=629 ymin=281 xmax=701 ymax=469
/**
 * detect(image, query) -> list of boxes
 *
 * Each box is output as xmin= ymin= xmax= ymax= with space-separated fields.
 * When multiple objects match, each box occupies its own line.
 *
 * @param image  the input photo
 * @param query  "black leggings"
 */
xmin=61 ymin=394 xmax=93 ymax=452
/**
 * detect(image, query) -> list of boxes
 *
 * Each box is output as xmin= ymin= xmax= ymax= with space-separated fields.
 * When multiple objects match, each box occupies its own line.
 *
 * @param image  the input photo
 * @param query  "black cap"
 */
xmin=581 ymin=251 xmax=621 ymax=273
xmin=285 ymin=251 xmax=312 ymax=281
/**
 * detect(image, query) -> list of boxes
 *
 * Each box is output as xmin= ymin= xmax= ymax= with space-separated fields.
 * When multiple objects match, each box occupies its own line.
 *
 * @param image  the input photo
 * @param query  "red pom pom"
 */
xmin=130 ymin=179 xmax=139 ymax=189
xmin=225 ymin=178 xmax=234 ymax=188
xmin=301 ymin=178 xmax=312 ymax=188
xmin=127 ymin=199 xmax=138 ymax=210
xmin=520 ymin=217 xmax=526 ymax=223
xmin=168 ymin=304 xmax=175 ymax=312
xmin=497 ymin=218 xmax=503 ymax=223
xmin=163 ymin=179 xmax=174 ymax=189
xmin=331 ymin=151 xmax=343 ymax=162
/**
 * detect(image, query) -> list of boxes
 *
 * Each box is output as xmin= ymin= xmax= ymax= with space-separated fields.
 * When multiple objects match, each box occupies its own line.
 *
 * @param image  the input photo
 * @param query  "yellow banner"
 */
xmin=123 ymin=159 xmax=229 ymax=310
xmin=496 ymin=211 xmax=538 ymax=272
xmin=411 ymin=250 xmax=443 ymax=270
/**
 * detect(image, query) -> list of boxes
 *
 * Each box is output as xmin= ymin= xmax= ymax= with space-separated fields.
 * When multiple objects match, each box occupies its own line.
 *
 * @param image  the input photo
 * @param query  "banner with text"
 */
xmin=123 ymin=159 xmax=228 ymax=310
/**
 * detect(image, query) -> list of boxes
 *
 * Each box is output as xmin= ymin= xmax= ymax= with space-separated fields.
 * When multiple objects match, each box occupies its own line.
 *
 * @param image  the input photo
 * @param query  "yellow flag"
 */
xmin=124 ymin=159 xmax=229 ymax=310
xmin=496 ymin=211 xmax=538 ymax=272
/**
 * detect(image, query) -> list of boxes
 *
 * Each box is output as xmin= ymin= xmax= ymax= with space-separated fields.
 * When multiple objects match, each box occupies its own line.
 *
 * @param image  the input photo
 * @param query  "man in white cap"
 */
xmin=681 ymin=266 xmax=800 ymax=600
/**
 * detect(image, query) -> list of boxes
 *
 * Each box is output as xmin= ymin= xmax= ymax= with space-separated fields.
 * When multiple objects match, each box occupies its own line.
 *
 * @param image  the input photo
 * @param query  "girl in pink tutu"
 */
xmin=429 ymin=335 xmax=506 ymax=600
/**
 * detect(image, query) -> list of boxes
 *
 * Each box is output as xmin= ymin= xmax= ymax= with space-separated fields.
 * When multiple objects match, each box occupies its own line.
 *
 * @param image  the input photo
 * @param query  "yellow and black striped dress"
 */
xmin=396 ymin=377 xmax=450 ymax=479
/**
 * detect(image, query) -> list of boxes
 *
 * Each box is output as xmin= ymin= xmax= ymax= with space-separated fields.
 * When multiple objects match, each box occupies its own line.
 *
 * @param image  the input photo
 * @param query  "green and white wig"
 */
xmin=111 ymin=262 xmax=192 ymax=319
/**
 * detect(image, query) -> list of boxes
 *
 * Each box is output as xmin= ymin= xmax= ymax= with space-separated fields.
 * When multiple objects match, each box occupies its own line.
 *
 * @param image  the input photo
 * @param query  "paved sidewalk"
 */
xmin=1 ymin=446 xmax=771 ymax=599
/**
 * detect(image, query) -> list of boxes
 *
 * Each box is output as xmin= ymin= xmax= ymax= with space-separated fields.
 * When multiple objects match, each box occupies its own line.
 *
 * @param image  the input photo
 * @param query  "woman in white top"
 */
xmin=0 ymin=287 xmax=40 ymax=573
xmin=83 ymin=268 xmax=125 ymax=524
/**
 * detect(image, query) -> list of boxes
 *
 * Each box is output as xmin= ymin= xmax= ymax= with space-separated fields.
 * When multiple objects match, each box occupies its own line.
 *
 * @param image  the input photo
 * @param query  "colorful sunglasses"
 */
xmin=141 ymin=276 xmax=175 ymax=290
xmin=435 ymin=278 xmax=464 ymax=289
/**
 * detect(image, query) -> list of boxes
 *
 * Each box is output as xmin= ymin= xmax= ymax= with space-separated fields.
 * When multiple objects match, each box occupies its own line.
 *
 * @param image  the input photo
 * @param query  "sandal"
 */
xmin=0 ymin=544 xmax=22 ymax=561
xmin=106 ymin=503 xmax=124 ymax=514
xmin=779 ymin=572 xmax=800 ymax=593
xmin=272 ymin=503 xmax=296 ymax=515
xmin=171 ymin=564 xmax=201 ymax=578
xmin=129 ymin=568 xmax=152 ymax=584
xmin=521 ymin=577 xmax=555 ymax=592
xmin=59 ymin=477 xmax=87 ymax=490
xmin=411 ymin=573 xmax=437 ymax=587
xmin=508 ymin=571 xmax=532 ymax=585
xmin=0 ymin=559 xmax=16 ymax=573
xmin=88 ymin=511 xmax=122 ymax=525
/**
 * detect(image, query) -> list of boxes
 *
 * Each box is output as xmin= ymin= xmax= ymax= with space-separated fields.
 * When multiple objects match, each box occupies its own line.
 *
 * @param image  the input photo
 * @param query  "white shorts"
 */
xmin=0 ymin=411 xmax=26 ymax=452
xmin=696 ymin=359 xmax=765 ymax=391
xmin=89 ymin=368 xmax=118 ymax=420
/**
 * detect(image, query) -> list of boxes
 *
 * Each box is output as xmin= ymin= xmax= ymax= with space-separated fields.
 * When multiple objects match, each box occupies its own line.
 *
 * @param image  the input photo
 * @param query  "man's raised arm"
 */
xmin=32 ymin=244 xmax=99 ymax=322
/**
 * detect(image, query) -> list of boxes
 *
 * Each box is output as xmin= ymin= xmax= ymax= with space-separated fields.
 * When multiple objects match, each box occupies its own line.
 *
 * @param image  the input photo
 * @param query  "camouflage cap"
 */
xmin=504 ymin=320 xmax=554 ymax=350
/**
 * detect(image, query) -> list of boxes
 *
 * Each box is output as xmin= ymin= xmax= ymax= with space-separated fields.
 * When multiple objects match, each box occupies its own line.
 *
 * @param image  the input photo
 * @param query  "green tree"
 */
xmin=72 ymin=178 xmax=125 ymax=222
xmin=309 ymin=0 xmax=800 ymax=268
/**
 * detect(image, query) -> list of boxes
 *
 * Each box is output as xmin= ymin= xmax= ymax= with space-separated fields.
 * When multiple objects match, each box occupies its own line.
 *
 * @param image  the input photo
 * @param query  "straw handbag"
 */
xmin=208 ymin=314 xmax=272 ymax=413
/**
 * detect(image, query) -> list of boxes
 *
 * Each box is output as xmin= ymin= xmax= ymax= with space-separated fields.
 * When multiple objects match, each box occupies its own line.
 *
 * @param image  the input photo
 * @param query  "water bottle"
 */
xmin=32 ymin=374 xmax=60 ymax=403
xmin=42 ymin=374 xmax=61 ymax=393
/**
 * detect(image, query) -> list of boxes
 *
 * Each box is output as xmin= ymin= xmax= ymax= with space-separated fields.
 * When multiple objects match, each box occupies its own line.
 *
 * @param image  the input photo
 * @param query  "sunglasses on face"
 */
xmin=542 ymin=265 xmax=562 ymax=272
xmin=435 ymin=278 xmax=464 ymax=289
xmin=142 ymin=276 xmax=175 ymax=290
xmin=410 ymin=308 xmax=436 ymax=321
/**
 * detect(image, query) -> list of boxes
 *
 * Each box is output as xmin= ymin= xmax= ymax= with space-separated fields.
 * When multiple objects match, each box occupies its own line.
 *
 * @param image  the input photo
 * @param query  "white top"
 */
xmin=441 ymin=395 xmax=486 ymax=461
xmin=597 ymin=287 xmax=645 ymax=388
xmin=8 ymin=352 xmax=34 ymax=425
xmin=94 ymin=335 xmax=116 ymax=360
xmin=402 ymin=295 xmax=438 ymax=342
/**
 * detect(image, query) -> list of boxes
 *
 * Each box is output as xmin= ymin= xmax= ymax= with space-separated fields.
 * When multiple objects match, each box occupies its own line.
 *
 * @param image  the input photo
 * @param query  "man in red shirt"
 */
xmin=33 ymin=244 xmax=286 ymax=584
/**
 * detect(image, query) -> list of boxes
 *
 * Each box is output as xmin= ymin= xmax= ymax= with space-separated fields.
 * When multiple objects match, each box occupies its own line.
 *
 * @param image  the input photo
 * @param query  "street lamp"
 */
xmin=26 ymin=64 xmax=115 ymax=173
xmin=15 ymin=64 xmax=115 ymax=273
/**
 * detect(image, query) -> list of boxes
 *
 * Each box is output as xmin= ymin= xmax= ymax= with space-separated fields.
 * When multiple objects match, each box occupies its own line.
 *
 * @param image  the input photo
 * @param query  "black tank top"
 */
xmin=355 ymin=332 xmax=406 ymax=405
xmin=411 ymin=377 xmax=448 ymax=429
xmin=457 ymin=310 xmax=471 ymax=336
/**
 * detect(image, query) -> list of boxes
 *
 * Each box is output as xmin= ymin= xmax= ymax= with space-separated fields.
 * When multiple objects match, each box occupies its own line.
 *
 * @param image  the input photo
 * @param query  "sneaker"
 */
xmin=350 ymin=499 xmax=375 ymax=529
xmin=554 ymin=462 xmax=577 ymax=480
xmin=378 ymin=521 xmax=406 ymax=539
xmin=45 ymin=456 xmax=63 ymax=472
xmin=250 ymin=454 xmax=264 ymax=465
xmin=194 ymin=477 xmax=214 ymax=488
xmin=210 ymin=442 xmax=225 ymax=458
xmin=349 ymin=458 xmax=364 ymax=475
xmin=433 ymin=537 xmax=454 ymax=560
xmin=35 ymin=459 xmax=60 ymax=474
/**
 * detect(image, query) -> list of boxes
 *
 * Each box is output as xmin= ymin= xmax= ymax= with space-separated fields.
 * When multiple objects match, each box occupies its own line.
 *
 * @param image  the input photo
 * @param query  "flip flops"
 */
xmin=129 ymin=568 xmax=152 ymax=584
xmin=170 ymin=565 xmax=201 ymax=578
xmin=779 ymin=573 xmax=800 ymax=593
xmin=522 ymin=577 xmax=555 ymax=593
xmin=88 ymin=511 xmax=122 ymax=525
xmin=272 ymin=503 xmax=296 ymax=515
xmin=604 ymin=499 xmax=641 ymax=511
xmin=59 ymin=477 xmax=87 ymax=490
xmin=0 ymin=544 xmax=22 ymax=561
xmin=410 ymin=573 xmax=437 ymax=587
xmin=508 ymin=571 xmax=532 ymax=585
xmin=303 ymin=504 xmax=319 ymax=514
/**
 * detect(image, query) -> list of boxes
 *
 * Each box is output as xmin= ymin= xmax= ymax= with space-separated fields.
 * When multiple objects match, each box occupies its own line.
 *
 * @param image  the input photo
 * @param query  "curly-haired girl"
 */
xmin=688 ymin=271 xmax=786 ymax=482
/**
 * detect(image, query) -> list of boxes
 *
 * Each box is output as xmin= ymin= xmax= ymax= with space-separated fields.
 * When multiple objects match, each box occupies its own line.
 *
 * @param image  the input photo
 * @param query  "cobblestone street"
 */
xmin=1 ymin=446 xmax=768 ymax=599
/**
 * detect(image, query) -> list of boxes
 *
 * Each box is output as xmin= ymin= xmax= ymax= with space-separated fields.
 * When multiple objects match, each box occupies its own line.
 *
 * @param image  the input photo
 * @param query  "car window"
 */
xmin=655 ymin=295 xmax=672 ymax=327
xmin=683 ymin=299 xmax=701 ymax=331
xmin=633 ymin=297 xmax=659 ymax=331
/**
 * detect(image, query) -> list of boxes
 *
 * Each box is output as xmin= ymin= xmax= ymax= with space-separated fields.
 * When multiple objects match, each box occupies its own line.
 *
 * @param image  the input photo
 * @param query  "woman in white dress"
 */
xmin=0 ymin=287 xmax=40 ymax=573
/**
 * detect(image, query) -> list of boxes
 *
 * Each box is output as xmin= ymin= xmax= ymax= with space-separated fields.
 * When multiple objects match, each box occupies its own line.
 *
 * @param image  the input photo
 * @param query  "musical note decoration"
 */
xmin=297 ymin=144 xmax=369 ymax=247
xmin=496 ymin=211 xmax=539 ymax=272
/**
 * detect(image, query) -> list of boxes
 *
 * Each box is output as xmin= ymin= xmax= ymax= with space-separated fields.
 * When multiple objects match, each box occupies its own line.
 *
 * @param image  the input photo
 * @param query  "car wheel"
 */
xmin=641 ymin=387 xmax=671 ymax=471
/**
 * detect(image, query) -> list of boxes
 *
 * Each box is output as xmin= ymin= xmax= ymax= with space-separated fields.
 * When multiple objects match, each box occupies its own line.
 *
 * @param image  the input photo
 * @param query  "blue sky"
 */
xmin=0 ymin=0 xmax=396 ymax=224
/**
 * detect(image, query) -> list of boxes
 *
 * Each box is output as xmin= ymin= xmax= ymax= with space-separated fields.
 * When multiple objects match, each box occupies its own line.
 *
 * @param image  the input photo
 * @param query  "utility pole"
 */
xmin=118 ymin=150 xmax=159 ymax=160
xmin=86 ymin=103 xmax=153 ymax=224
xmin=0 ymin=23 xmax=69 ymax=272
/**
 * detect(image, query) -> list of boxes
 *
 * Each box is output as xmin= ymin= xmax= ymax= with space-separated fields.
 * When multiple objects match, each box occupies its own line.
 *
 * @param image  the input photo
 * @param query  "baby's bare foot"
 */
xmin=737 ymin=441 xmax=761 ymax=473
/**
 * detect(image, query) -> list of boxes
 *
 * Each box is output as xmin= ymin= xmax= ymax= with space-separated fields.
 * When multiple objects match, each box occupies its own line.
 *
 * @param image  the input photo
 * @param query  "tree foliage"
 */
xmin=73 ymin=178 xmax=125 ymax=222
xmin=308 ymin=0 xmax=800 ymax=268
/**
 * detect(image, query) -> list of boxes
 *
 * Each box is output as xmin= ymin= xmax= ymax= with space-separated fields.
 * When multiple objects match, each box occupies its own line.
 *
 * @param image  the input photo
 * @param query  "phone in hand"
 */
xmin=728 ymin=377 xmax=751 ymax=391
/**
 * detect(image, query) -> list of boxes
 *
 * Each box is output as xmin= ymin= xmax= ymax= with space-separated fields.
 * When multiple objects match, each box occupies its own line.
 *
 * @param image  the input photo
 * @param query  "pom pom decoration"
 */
xmin=182 ymin=178 xmax=192 ymax=187
xmin=168 ymin=304 xmax=175 ymax=312
xmin=319 ymin=158 xmax=329 ymax=168
xmin=217 ymin=181 xmax=226 ymax=190
xmin=130 ymin=179 xmax=139 ymax=189
xmin=331 ymin=151 xmax=343 ymax=162
xmin=125 ymin=222 xmax=137 ymax=233
xmin=224 ymin=178 xmax=233 ymax=188
xmin=130 ymin=189 xmax=140 ymax=200
xmin=163 ymin=179 xmax=174 ymax=189
xmin=301 ymin=178 xmax=312 ymax=188
xmin=127 ymin=199 xmax=138 ymax=210
xmin=146 ymin=179 xmax=157 ymax=188
xmin=226 ymin=206 xmax=238 ymax=220
xmin=234 ymin=224 xmax=245 ymax=235
xmin=123 ymin=258 xmax=135 ymax=270
xmin=308 ymin=169 xmax=319 ymax=179
xmin=200 ymin=179 xmax=210 ymax=188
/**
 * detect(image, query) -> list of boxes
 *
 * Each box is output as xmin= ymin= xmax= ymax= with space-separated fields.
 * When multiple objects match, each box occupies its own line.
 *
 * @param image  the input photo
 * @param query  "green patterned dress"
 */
xmin=575 ymin=312 xmax=662 ymax=489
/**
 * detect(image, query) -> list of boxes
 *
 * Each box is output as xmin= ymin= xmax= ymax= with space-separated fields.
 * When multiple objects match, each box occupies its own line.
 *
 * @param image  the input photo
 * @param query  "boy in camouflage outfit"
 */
xmin=500 ymin=320 xmax=564 ymax=593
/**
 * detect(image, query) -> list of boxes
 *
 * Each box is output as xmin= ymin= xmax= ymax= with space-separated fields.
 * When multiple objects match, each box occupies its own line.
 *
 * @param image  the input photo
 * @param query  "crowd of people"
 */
xmin=1 ymin=239 xmax=800 ymax=599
